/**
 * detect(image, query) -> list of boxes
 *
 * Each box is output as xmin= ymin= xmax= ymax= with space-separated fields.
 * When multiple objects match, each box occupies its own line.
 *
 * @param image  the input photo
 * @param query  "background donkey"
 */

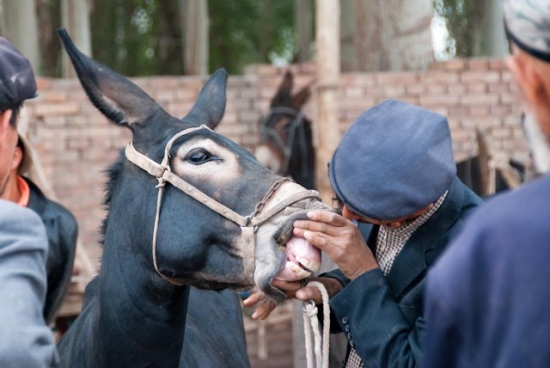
xmin=56 ymin=30 xmax=326 ymax=368
xmin=255 ymin=71 xmax=316 ymax=189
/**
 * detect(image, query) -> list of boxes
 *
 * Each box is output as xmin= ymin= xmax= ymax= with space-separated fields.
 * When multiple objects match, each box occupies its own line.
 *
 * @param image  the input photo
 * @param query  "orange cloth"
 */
xmin=16 ymin=175 xmax=30 ymax=207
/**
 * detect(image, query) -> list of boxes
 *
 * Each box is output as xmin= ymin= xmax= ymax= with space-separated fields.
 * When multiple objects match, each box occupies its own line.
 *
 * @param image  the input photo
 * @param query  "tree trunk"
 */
xmin=472 ymin=0 xmax=508 ymax=56
xmin=61 ymin=0 xmax=92 ymax=78
xmin=353 ymin=0 xmax=434 ymax=71
xmin=1 ymin=0 xmax=40 ymax=74
xmin=294 ymin=0 xmax=313 ymax=63
xmin=340 ymin=0 xmax=355 ymax=72
xmin=183 ymin=0 xmax=208 ymax=75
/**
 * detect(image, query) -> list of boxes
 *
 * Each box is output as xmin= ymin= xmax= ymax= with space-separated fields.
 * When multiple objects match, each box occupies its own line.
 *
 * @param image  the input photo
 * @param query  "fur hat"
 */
xmin=329 ymin=100 xmax=456 ymax=220
xmin=504 ymin=0 xmax=550 ymax=62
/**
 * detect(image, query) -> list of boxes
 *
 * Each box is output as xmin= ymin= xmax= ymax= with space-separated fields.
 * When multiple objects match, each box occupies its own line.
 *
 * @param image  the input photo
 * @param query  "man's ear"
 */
xmin=507 ymin=54 xmax=544 ymax=107
xmin=12 ymin=146 xmax=23 ymax=171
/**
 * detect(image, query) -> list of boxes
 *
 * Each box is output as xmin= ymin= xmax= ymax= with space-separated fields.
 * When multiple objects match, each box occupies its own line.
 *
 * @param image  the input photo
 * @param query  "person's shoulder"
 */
xmin=435 ymin=174 xmax=550 ymax=272
xmin=0 ymin=200 xmax=47 ymax=252
xmin=472 ymin=173 xmax=550 ymax=226
xmin=0 ymin=199 xmax=43 ymax=227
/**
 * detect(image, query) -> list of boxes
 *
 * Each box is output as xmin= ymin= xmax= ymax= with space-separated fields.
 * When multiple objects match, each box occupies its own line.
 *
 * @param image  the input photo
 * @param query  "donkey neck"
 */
xmin=94 ymin=224 xmax=190 ymax=367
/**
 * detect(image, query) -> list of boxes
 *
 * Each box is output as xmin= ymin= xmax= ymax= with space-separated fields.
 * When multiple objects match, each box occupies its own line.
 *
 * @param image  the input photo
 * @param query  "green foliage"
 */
xmin=434 ymin=0 xmax=483 ymax=57
xmin=208 ymin=0 xmax=295 ymax=74
xmin=36 ymin=0 xmax=298 ymax=77
xmin=88 ymin=0 xmax=295 ymax=76
xmin=91 ymin=0 xmax=184 ymax=76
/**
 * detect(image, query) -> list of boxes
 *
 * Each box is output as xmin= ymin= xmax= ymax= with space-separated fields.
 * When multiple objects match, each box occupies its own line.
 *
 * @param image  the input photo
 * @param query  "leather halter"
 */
xmin=259 ymin=106 xmax=307 ymax=176
xmin=124 ymin=124 xmax=321 ymax=286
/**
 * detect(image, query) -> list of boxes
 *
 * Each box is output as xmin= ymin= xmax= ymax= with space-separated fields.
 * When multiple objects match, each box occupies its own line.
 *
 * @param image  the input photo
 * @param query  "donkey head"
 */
xmin=255 ymin=71 xmax=316 ymax=189
xmin=59 ymin=30 xmax=326 ymax=303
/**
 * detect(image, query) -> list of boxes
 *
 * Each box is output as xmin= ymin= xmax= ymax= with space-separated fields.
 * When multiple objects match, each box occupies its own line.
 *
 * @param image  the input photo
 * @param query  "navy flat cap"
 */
xmin=330 ymin=99 xmax=456 ymax=220
xmin=0 ymin=37 xmax=37 ymax=109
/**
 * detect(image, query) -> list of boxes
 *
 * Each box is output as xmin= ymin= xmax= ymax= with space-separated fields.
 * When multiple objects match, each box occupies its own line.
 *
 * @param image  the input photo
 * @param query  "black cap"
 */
xmin=0 ymin=37 xmax=37 ymax=109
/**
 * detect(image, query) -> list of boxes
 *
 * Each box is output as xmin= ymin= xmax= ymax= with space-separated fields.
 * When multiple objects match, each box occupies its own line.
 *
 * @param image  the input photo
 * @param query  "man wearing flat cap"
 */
xmin=0 ymin=36 xmax=74 ymax=366
xmin=0 ymin=36 xmax=78 ymax=326
xmin=246 ymin=99 xmax=482 ymax=367
xmin=423 ymin=1 xmax=550 ymax=367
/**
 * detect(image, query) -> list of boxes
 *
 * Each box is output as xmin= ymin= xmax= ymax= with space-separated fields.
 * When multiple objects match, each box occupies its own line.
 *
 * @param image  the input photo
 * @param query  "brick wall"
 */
xmin=22 ymin=57 xmax=527 ymax=259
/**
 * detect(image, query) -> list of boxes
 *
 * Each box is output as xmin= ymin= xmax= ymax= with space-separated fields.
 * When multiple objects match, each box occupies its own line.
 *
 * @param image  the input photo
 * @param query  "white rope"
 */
xmin=302 ymin=281 xmax=330 ymax=368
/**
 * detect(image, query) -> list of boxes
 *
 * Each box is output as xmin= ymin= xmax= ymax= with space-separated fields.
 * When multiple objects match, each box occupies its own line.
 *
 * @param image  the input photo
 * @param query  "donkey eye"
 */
xmin=186 ymin=148 xmax=215 ymax=165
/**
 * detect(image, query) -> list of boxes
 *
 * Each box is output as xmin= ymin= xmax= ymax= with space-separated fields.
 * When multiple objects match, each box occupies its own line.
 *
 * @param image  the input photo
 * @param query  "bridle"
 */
xmin=124 ymin=124 xmax=321 ymax=286
xmin=259 ymin=106 xmax=309 ymax=178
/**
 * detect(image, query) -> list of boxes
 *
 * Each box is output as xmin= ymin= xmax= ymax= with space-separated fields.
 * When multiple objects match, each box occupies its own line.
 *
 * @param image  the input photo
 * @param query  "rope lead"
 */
xmin=302 ymin=281 xmax=330 ymax=368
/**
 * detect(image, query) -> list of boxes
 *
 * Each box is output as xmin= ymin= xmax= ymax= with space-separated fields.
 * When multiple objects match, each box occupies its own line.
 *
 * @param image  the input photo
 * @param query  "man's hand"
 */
xmin=242 ymin=277 xmax=343 ymax=320
xmin=293 ymin=210 xmax=379 ymax=280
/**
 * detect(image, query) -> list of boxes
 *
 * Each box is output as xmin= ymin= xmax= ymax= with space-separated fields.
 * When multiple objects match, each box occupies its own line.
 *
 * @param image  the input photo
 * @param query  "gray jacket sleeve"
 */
xmin=0 ymin=200 xmax=59 ymax=367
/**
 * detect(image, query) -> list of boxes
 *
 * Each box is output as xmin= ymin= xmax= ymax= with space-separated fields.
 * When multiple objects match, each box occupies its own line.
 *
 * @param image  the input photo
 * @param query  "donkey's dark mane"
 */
xmin=98 ymin=151 xmax=125 ymax=248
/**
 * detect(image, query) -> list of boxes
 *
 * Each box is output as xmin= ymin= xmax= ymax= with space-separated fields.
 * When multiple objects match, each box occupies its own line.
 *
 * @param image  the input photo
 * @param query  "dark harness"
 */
xmin=259 ymin=106 xmax=311 ymax=181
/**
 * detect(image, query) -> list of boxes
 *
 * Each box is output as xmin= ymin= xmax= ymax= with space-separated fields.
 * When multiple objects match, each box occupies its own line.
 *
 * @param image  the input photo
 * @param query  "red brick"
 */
xmin=419 ymin=94 xmax=460 ymax=106
xmin=490 ymin=128 xmax=512 ymax=138
xmin=427 ymin=84 xmax=448 ymax=94
xmin=466 ymin=83 xmax=488 ymax=93
xmin=406 ymin=84 xmax=426 ymax=95
xmin=376 ymin=72 xmax=419 ymax=85
xmin=489 ymin=59 xmax=507 ymax=70
xmin=344 ymin=86 xmax=365 ymax=97
xmin=467 ymin=58 xmax=490 ymax=70
xmin=438 ymin=59 xmax=467 ymax=71
xmin=34 ymin=102 xmax=80 ymax=117
xmin=460 ymin=94 xmax=499 ymax=106
xmin=341 ymin=73 xmax=377 ymax=86
xmin=470 ymin=106 xmax=490 ymax=117
xmin=423 ymin=71 xmax=459 ymax=84
xmin=461 ymin=71 xmax=500 ymax=83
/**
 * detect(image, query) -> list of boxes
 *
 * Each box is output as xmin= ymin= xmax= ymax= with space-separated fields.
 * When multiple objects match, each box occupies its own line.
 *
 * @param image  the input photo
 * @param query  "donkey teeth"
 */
xmin=297 ymin=257 xmax=320 ymax=273
xmin=290 ymin=264 xmax=312 ymax=279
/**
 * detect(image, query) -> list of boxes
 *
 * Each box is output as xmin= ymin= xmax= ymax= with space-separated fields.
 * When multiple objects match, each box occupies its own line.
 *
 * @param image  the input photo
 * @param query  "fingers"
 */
xmin=271 ymin=279 xmax=305 ymax=294
xmin=293 ymin=210 xmax=349 ymax=236
xmin=252 ymin=302 xmax=277 ymax=320
xmin=242 ymin=290 xmax=264 ymax=307
xmin=295 ymin=286 xmax=322 ymax=304
xmin=307 ymin=210 xmax=349 ymax=226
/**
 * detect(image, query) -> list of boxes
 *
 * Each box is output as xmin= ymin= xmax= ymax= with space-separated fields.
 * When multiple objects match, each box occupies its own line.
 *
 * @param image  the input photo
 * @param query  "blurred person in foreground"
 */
xmin=1 ymin=124 xmax=78 ymax=325
xmin=0 ymin=36 xmax=78 ymax=326
xmin=423 ymin=1 xmax=550 ymax=367
xmin=245 ymin=99 xmax=483 ymax=367
xmin=0 ymin=37 xmax=58 ymax=367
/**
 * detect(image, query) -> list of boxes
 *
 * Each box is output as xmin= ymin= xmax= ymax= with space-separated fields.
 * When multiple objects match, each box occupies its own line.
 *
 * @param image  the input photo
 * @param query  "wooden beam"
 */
xmin=314 ymin=0 xmax=341 ymax=203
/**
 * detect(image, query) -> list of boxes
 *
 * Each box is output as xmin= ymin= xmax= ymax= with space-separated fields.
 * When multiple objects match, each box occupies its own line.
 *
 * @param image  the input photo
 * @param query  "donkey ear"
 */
xmin=182 ymin=68 xmax=228 ymax=129
xmin=270 ymin=70 xmax=293 ymax=108
xmin=57 ymin=28 xmax=161 ymax=129
xmin=291 ymin=80 xmax=314 ymax=110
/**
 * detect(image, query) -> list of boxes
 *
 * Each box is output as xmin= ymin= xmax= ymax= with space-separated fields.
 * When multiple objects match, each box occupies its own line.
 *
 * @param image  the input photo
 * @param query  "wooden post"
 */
xmin=1 ymin=0 xmax=40 ymax=73
xmin=61 ymin=0 xmax=92 ymax=78
xmin=183 ymin=0 xmax=209 ymax=76
xmin=294 ymin=0 xmax=313 ymax=63
xmin=314 ymin=0 xmax=341 ymax=202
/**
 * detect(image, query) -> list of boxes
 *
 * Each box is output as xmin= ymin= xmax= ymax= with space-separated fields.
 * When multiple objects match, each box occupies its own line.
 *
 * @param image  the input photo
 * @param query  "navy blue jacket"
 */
xmin=424 ymin=173 xmax=550 ymax=368
xmin=323 ymin=177 xmax=482 ymax=368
